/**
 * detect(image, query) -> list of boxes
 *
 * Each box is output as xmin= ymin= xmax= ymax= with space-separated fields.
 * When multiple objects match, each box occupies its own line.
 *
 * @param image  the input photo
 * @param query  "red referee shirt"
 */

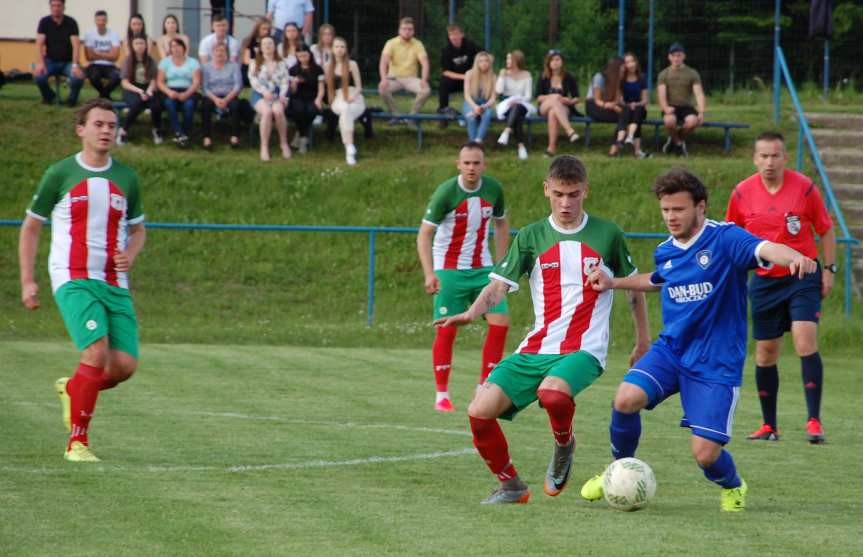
xmin=726 ymin=169 xmax=833 ymax=278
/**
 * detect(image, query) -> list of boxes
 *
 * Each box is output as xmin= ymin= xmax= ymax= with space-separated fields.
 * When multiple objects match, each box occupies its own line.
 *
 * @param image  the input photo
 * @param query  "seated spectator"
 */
xmin=311 ymin=23 xmax=334 ymax=67
xmin=535 ymin=49 xmax=581 ymax=156
xmin=123 ymin=13 xmax=157 ymax=59
xmin=462 ymin=51 xmax=496 ymax=143
xmin=586 ymin=56 xmax=625 ymax=156
xmin=438 ymin=24 xmax=479 ymax=122
xmin=117 ymin=35 xmax=162 ymax=146
xmin=327 ymin=37 xmax=365 ymax=166
xmin=657 ymin=42 xmax=705 ymax=157
xmin=618 ymin=52 xmax=650 ymax=158
xmin=495 ymin=50 xmax=535 ymax=160
xmin=201 ymin=42 xmax=243 ymax=150
xmin=378 ymin=17 xmax=430 ymax=126
xmin=242 ymin=18 xmax=272 ymax=87
xmin=248 ymin=36 xmax=291 ymax=161
xmin=83 ymin=10 xmax=122 ymax=100
xmin=278 ymin=22 xmax=302 ymax=70
xmin=198 ymin=14 xmax=240 ymax=64
xmin=288 ymin=44 xmax=324 ymax=154
xmin=267 ymin=0 xmax=314 ymax=45
xmin=157 ymin=14 xmax=190 ymax=59
xmin=34 ymin=0 xmax=84 ymax=106
xmin=157 ymin=38 xmax=201 ymax=147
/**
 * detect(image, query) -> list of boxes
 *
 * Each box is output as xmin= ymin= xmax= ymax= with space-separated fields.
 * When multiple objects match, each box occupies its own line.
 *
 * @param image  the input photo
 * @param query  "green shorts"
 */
xmin=54 ymin=279 xmax=140 ymax=358
xmin=433 ymin=268 xmax=508 ymax=320
xmin=487 ymin=351 xmax=603 ymax=420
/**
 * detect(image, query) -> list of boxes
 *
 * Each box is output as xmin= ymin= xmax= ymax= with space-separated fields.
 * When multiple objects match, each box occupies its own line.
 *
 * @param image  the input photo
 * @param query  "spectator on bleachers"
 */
xmin=248 ymin=36 xmax=291 ymax=161
xmin=619 ymin=52 xmax=650 ymax=158
xmin=34 ymin=0 xmax=84 ymax=106
xmin=82 ymin=10 xmax=122 ymax=100
xmin=311 ymin=23 xmax=335 ymax=67
xmin=123 ymin=13 xmax=156 ymax=59
xmin=378 ymin=17 xmax=431 ymax=126
xmin=201 ymin=42 xmax=243 ymax=150
xmin=288 ymin=44 xmax=324 ymax=154
xmin=267 ymin=0 xmax=314 ymax=45
xmin=327 ymin=37 xmax=365 ymax=166
xmin=199 ymin=14 xmax=240 ymax=64
xmin=657 ymin=42 xmax=705 ymax=157
xmin=535 ymin=49 xmax=581 ymax=156
xmin=462 ymin=51 xmax=496 ymax=143
xmin=242 ymin=18 xmax=272 ymax=86
xmin=495 ymin=50 xmax=535 ymax=160
xmin=157 ymin=15 xmax=190 ymax=59
xmin=157 ymin=38 xmax=201 ymax=147
xmin=438 ymin=24 xmax=479 ymax=120
xmin=117 ymin=35 xmax=162 ymax=146
xmin=278 ymin=22 xmax=302 ymax=70
xmin=586 ymin=56 xmax=625 ymax=156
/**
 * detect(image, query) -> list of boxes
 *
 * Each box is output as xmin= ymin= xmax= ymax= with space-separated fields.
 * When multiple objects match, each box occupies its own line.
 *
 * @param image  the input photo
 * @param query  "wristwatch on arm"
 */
xmin=824 ymin=263 xmax=838 ymax=274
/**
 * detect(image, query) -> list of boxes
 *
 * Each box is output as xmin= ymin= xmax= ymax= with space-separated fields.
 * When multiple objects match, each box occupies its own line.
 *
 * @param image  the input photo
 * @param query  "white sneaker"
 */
xmin=346 ymin=144 xmax=357 ymax=157
xmin=313 ymin=115 xmax=323 ymax=126
xmin=298 ymin=137 xmax=309 ymax=154
xmin=115 ymin=128 xmax=127 ymax=146
xmin=151 ymin=129 xmax=164 ymax=145
xmin=497 ymin=131 xmax=510 ymax=146
xmin=290 ymin=131 xmax=301 ymax=149
xmin=346 ymin=154 xmax=357 ymax=166
xmin=625 ymin=134 xmax=634 ymax=145
xmin=517 ymin=145 xmax=528 ymax=160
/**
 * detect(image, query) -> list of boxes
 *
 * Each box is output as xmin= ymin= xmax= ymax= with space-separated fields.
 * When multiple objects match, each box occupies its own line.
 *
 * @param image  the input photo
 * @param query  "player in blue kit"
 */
xmin=579 ymin=169 xmax=817 ymax=511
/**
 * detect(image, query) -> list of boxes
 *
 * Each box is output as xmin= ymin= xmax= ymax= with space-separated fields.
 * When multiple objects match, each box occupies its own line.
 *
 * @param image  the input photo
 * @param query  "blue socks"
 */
xmin=700 ymin=449 xmax=742 ymax=489
xmin=609 ymin=408 xmax=641 ymax=459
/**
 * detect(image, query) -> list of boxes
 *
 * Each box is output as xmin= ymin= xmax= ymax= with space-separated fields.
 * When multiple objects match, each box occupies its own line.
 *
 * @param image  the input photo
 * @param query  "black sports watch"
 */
xmin=824 ymin=263 xmax=838 ymax=274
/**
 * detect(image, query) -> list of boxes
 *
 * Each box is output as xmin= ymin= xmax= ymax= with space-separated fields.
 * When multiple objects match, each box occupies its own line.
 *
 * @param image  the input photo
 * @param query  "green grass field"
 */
xmin=2 ymin=341 xmax=861 ymax=556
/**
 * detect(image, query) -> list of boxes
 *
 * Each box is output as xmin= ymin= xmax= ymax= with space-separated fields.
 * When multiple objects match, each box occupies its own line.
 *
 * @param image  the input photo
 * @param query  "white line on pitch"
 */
xmin=187 ymin=411 xmax=472 ymax=437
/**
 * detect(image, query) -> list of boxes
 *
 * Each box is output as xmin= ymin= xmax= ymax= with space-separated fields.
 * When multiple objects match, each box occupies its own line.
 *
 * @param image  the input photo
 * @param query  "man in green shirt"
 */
xmin=657 ymin=43 xmax=706 ymax=157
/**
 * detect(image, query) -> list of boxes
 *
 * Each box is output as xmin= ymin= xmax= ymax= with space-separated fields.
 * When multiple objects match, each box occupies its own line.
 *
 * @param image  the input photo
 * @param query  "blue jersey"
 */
xmin=649 ymin=220 xmax=767 ymax=386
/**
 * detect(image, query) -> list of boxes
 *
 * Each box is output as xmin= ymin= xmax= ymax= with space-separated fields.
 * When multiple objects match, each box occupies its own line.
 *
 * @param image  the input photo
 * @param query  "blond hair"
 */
xmin=467 ymin=52 xmax=495 ymax=100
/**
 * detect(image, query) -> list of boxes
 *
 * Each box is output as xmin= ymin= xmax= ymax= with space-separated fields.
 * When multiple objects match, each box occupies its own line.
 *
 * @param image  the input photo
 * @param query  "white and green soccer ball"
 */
xmin=602 ymin=457 xmax=657 ymax=511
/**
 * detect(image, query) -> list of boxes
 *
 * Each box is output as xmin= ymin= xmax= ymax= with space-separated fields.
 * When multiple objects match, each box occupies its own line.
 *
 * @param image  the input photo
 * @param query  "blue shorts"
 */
xmin=749 ymin=266 xmax=822 ymax=340
xmin=624 ymin=344 xmax=741 ymax=444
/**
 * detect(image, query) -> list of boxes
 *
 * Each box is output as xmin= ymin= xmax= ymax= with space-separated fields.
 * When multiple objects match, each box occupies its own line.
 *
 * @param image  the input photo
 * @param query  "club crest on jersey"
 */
xmin=110 ymin=193 xmax=126 ymax=212
xmin=583 ymin=257 xmax=600 ymax=275
xmin=785 ymin=213 xmax=801 ymax=235
xmin=695 ymin=250 xmax=712 ymax=270
xmin=481 ymin=206 xmax=493 ymax=218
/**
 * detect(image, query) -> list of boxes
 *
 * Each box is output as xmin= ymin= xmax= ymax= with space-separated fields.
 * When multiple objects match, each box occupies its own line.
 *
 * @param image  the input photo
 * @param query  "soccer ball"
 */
xmin=602 ymin=458 xmax=656 ymax=511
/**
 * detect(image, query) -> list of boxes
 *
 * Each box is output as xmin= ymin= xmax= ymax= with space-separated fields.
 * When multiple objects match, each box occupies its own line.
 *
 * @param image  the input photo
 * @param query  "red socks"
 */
xmin=538 ymin=388 xmax=575 ymax=445
xmin=480 ymin=324 xmax=508 ymax=384
xmin=66 ymin=363 xmax=104 ymax=447
xmin=432 ymin=326 xmax=458 ymax=393
xmin=469 ymin=416 xmax=518 ymax=481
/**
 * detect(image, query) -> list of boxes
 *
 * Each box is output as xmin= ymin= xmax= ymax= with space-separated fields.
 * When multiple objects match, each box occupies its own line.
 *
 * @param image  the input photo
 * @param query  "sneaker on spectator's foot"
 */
xmin=747 ymin=423 xmax=780 ymax=441
xmin=151 ymin=129 xmax=164 ymax=145
xmin=298 ymin=137 xmax=309 ymax=154
xmin=313 ymin=115 xmax=323 ymax=126
xmin=625 ymin=134 xmax=634 ymax=145
xmin=806 ymin=418 xmax=825 ymax=444
xmin=115 ymin=128 xmax=127 ymax=146
xmin=662 ymin=136 xmax=674 ymax=154
xmin=568 ymin=130 xmax=580 ymax=143
xmin=517 ymin=145 xmax=528 ymax=160
xmin=179 ymin=134 xmax=190 ymax=148
xmin=497 ymin=130 xmax=510 ymax=146
xmin=678 ymin=141 xmax=688 ymax=158
xmin=636 ymin=150 xmax=652 ymax=159
xmin=290 ymin=132 xmax=300 ymax=149
xmin=346 ymin=154 xmax=357 ymax=166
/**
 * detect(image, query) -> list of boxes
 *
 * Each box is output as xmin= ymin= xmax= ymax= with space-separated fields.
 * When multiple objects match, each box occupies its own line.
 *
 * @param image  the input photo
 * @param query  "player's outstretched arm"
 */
xmin=416 ymin=223 xmax=440 ymax=294
xmin=587 ymin=270 xmax=660 ymax=293
xmin=758 ymin=242 xmax=818 ymax=279
xmin=433 ymin=279 xmax=509 ymax=328
xmin=18 ymin=216 xmax=44 ymax=310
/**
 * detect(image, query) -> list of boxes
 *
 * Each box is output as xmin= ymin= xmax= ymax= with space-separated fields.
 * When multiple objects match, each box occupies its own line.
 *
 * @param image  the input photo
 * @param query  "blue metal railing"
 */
xmin=776 ymin=46 xmax=860 ymax=316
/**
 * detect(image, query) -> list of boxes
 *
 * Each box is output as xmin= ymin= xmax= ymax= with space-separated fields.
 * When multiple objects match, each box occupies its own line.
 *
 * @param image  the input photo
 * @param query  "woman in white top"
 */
xmin=156 ymin=14 xmax=190 ymax=60
xmin=248 ymin=36 xmax=291 ymax=161
xmin=326 ymin=37 xmax=365 ymax=166
xmin=462 ymin=51 xmax=497 ymax=143
xmin=495 ymin=50 xmax=535 ymax=160
xmin=311 ymin=23 xmax=335 ymax=68
xmin=278 ymin=22 xmax=302 ymax=70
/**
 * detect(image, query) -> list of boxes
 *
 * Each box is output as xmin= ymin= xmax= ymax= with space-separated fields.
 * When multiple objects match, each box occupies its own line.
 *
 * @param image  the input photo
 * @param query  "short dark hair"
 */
xmin=546 ymin=155 xmax=587 ymax=185
xmin=76 ymin=98 xmax=117 ymax=126
xmin=95 ymin=10 xmax=107 ymax=17
xmin=652 ymin=168 xmax=708 ymax=204
xmin=400 ymin=17 xmax=415 ymax=27
xmin=212 ymin=14 xmax=228 ymax=24
xmin=459 ymin=141 xmax=485 ymax=156
xmin=50 ymin=0 xmax=65 ymax=5
xmin=755 ymin=130 xmax=785 ymax=146
xmin=446 ymin=24 xmax=463 ymax=33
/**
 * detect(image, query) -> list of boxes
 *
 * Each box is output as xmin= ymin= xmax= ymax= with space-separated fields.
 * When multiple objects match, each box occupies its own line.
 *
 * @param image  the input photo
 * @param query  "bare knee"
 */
xmin=107 ymin=351 xmax=138 ymax=383
xmin=81 ymin=338 xmax=110 ymax=368
xmin=755 ymin=339 xmax=781 ymax=366
xmin=691 ymin=437 xmax=722 ymax=467
xmin=791 ymin=322 xmax=818 ymax=356
xmin=613 ymin=382 xmax=648 ymax=413
xmin=468 ymin=383 xmax=510 ymax=419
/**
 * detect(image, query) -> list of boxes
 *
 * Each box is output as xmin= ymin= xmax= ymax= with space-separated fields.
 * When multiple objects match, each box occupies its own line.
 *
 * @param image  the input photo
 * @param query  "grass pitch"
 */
xmin=2 ymin=341 xmax=861 ymax=556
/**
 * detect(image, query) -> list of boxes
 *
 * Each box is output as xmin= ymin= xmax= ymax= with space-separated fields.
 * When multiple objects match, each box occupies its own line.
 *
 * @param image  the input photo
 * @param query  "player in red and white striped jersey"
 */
xmin=19 ymin=99 xmax=146 ymax=462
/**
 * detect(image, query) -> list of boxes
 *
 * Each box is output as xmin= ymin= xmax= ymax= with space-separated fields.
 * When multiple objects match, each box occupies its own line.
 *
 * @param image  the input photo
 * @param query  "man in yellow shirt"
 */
xmin=378 ymin=17 xmax=431 ymax=125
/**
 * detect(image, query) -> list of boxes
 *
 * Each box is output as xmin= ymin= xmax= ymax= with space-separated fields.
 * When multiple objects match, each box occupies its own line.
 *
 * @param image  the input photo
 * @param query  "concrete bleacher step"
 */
xmin=820 ymin=148 xmax=863 ymax=167
xmin=829 ymin=168 xmax=863 ymax=184
xmin=838 ymin=200 xmax=863 ymax=222
xmin=833 ymin=184 xmax=863 ymax=202
xmin=811 ymin=129 xmax=863 ymax=148
xmin=806 ymin=112 xmax=863 ymax=130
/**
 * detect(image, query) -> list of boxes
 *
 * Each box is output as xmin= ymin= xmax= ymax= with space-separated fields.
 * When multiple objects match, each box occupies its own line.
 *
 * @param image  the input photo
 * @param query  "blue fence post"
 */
xmin=796 ymin=124 xmax=804 ymax=171
xmin=225 ymin=0 xmax=233 ymax=33
xmin=366 ymin=231 xmax=376 ymax=327
xmin=618 ymin=0 xmax=625 ymax=57
xmin=647 ymin=0 xmax=655 ymax=101
xmin=845 ymin=244 xmax=853 ymax=317
xmin=324 ymin=0 xmax=330 ymax=24
xmin=773 ymin=0 xmax=782 ymax=125
xmin=823 ymin=39 xmax=830 ymax=100
xmin=449 ymin=0 xmax=456 ymax=24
